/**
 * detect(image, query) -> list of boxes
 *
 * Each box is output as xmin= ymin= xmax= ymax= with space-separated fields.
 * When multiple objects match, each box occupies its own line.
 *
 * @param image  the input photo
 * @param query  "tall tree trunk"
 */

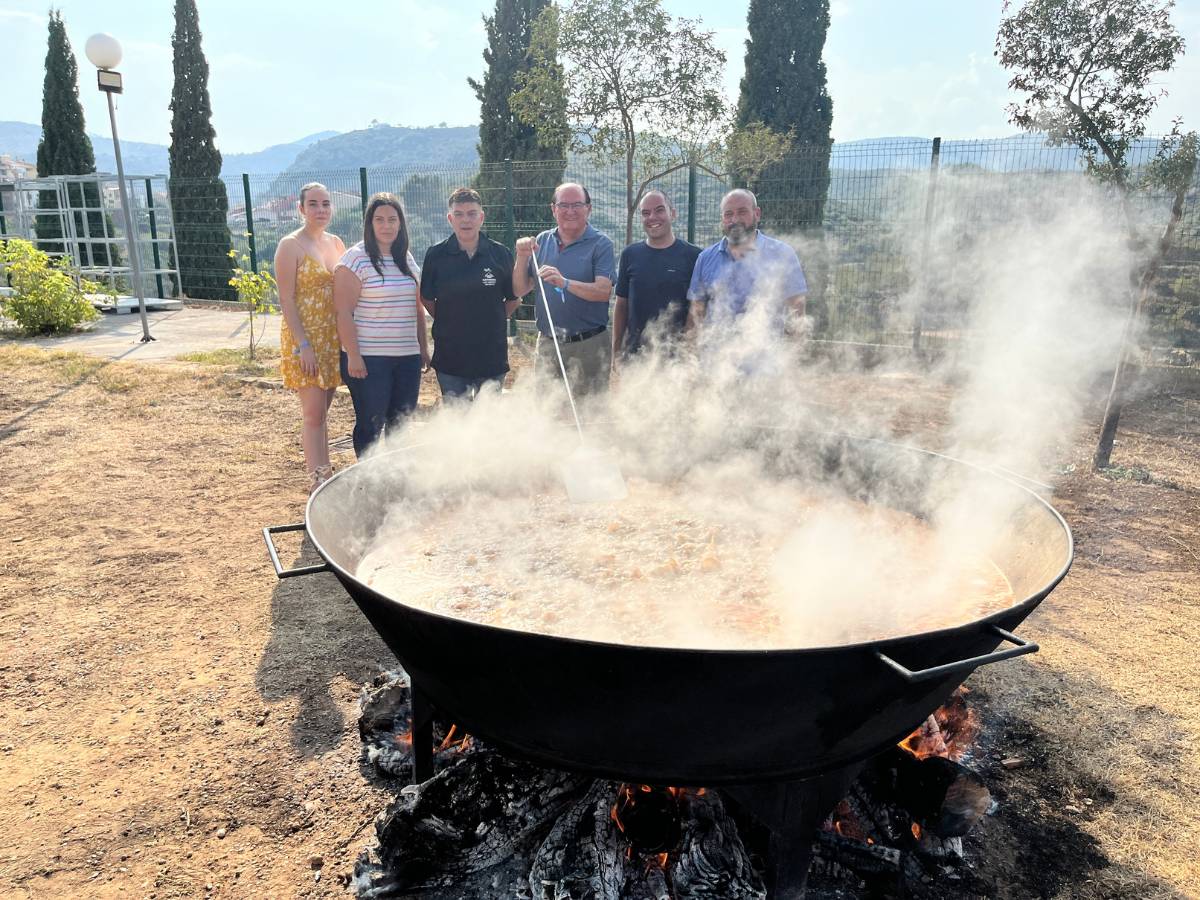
xmin=1093 ymin=169 xmax=1195 ymax=469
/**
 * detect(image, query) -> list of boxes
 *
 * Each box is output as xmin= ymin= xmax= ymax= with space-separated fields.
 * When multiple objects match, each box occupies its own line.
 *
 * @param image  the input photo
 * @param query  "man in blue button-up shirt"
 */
xmin=687 ymin=189 xmax=807 ymax=339
xmin=514 ymin=182 xmax=616 ymax=399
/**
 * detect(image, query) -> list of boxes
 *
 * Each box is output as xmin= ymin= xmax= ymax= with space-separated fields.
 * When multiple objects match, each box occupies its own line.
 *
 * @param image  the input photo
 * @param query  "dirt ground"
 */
xmin=0 ymin=344 xmax=1197 ymax=899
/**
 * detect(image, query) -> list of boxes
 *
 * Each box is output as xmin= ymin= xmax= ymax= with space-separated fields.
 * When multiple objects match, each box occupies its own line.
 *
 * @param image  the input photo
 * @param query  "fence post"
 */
xmin=687 ymin=163 xmax=697 ymax=244
xmin=145 ymin=178 xmax=164 ymax=299
xmin=505 ymin=159 xmax=517 ymax=335
xmin=504 ymin=158 xmax=516 ymax=248
xmin=359 ymin=167 xmax=369 ymax=215
xmin=913 ymin=136 xmax=941 ymax=354
xmin=242 ymin=173 xmax=258 ymax=273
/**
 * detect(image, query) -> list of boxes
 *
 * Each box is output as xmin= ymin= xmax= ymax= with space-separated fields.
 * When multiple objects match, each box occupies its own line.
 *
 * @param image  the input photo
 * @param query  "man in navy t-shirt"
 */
xmin=612 ymin=189 xmax=701 ymax=372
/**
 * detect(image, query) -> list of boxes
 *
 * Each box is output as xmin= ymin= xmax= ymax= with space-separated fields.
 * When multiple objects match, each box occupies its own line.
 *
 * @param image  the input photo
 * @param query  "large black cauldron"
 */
xmin=265 ymin=434 xmax=1072 ymax=785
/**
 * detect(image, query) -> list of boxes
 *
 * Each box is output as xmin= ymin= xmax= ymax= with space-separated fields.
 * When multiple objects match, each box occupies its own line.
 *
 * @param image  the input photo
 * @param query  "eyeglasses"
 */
xmin=554 ymin=201 xmax=589 ymax=211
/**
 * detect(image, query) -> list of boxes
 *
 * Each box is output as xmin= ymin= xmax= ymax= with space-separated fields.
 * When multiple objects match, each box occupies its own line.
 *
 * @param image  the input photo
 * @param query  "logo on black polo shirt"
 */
xmin=482 ymin=267 xmax=497 ymax=287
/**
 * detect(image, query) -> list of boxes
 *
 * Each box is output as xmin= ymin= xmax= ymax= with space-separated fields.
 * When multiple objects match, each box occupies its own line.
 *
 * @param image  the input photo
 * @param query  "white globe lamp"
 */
xmin=85 ymin=33 xmax=122 ymax=70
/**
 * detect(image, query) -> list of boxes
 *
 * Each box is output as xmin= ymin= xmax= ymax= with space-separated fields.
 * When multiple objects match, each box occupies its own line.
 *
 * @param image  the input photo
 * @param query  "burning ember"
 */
xmin=609 ymin=784 xmax=686 ymax=855
xmin=435 ymin=724 xmax=472 ymax=754
xmin=815 ymin=688 xmax=993 ymax=893
xmin=357 ymin=673 xmax=473 ymax=779
xmin=898 ymin=688 xmax=980 ymax=761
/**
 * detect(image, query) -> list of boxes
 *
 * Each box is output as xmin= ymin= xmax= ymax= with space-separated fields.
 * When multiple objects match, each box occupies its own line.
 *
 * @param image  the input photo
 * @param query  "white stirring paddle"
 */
xmin=531 ymin=246 xmax=627 ymax=504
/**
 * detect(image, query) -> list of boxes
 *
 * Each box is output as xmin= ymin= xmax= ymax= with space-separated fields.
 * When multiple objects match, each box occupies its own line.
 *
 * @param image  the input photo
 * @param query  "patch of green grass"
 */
xmin=1099 ymin=464 xmax=1179 ymax=489
xmin=177 ymin=346 xmax=280 ymax=377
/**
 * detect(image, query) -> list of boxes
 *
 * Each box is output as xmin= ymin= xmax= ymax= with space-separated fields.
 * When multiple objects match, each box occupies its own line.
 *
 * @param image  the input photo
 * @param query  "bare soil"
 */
xmin=0 ymin=345 xmax=1197 ymax=899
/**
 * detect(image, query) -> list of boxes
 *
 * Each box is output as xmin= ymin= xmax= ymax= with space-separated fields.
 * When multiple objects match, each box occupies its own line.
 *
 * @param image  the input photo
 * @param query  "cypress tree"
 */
xmin=735 ymin=0 xmax=834 ymax=231
xmin=468 ymin=0 xmax=566 ymax=245
xmin=168 ymin=0 xmax=235 ymax=300
xmin=35 ymin=10 xmax=116 ymax=268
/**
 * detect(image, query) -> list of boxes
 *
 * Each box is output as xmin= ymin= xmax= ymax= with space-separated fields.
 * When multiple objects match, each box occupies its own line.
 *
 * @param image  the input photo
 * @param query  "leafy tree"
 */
xmin=468 ymin=0 xmax=566 ymax=244
xmin=513 ymin=0 xmax=782 ymax=245
xmin=35 ymin=11 xmax=117 ymax=269
xmin=995 ymin=0 xmax=1193 ymax=469
xmin=997 ymin=0 xmax=1185 ymax=211
xmin=735 ymin=0 xmax=834 ymax=231
xmin=168 ymin=0 xmax=235 ymax=300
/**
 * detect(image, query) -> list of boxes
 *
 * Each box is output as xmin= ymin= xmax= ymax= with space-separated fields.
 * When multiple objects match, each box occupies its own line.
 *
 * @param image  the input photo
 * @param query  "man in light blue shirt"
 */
xmin=514 ymin=182 xmax=616 ymax=398
xmin=687 ymin=189 xmax=808 ymax=338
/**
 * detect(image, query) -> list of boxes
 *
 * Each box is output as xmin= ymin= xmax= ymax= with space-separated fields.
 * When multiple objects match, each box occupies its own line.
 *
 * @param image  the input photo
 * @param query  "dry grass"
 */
xmin=963 ymin=392 xmax=1200 ymax=898
xmin=0 ymin=345 xmax=1197 ymax=898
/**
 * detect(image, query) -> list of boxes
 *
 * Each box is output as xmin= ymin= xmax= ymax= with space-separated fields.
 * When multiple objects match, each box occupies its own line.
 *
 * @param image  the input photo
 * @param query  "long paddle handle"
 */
xmin=530 ymin=247 xmax=585 ymax=442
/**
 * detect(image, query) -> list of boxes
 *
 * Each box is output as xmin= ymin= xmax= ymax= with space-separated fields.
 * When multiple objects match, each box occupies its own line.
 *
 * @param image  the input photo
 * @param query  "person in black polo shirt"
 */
xmin=611 ymin=189 xmax=701 ymax=374
xmin=420 ymin=187 xmax=520 ymax=401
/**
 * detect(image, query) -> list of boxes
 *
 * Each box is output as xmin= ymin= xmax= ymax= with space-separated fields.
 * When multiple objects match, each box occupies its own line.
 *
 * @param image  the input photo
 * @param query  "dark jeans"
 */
xmin=340 ymin=352 xmax=422 ymax=457
xmin=436 ymin=370 xmax=505 ymax=402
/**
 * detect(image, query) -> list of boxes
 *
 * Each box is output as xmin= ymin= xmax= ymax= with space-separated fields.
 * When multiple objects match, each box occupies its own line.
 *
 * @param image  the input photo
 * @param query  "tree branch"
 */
xmin=1062 ymin=94 xmax=1125 ymax=182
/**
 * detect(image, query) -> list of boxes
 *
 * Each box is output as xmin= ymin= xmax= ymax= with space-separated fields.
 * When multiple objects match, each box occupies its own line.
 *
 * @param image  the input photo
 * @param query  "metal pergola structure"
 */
xmin=0 ymin=172 xmax=181 ymax=302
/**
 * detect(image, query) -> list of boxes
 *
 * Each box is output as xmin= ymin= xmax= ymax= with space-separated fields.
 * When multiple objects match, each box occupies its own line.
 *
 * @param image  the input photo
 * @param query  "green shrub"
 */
xmin=0 ymin=238 xmax=100 ymax=335
xmin=227 ymin=250 xmax=277 ymax=360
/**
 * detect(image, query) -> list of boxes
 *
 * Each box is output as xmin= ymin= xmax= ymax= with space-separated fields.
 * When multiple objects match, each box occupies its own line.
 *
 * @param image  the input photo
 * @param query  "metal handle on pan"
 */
xmin=875 ymin=625 xmax=1039 ymax=684
xmin=263 ymin=523 xmax=331 ymax=579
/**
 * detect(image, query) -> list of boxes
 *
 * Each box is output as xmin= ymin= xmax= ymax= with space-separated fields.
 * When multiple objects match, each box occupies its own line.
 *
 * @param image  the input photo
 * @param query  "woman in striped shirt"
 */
xmin=334 ymin=193 xmax=431 ymax=457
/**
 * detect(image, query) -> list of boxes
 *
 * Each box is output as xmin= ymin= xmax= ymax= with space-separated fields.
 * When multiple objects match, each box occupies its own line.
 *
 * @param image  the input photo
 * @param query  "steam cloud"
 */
xmin=343 ymin=170 xmax=1135 ymax=649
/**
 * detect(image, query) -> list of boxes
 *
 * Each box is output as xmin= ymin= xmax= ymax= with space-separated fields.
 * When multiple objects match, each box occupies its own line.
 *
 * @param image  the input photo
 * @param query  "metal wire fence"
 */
xmin=5 ymin=134 xmax=1197 ymax=360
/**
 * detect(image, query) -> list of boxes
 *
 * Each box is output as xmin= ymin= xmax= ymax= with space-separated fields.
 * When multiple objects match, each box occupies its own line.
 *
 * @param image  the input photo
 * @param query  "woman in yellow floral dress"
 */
xmin=276 ymin=183 xmax=346 ymax=492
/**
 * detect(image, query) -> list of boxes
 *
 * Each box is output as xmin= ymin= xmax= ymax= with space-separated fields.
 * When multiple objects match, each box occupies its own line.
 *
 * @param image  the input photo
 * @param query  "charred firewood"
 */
xmin=357 ymin=672 xmax=475 ymax=779
xmin=673 ymin=790 xmax=766 ymax=899
xmin=813 ymin=830 xmax=902 ymax=875
xmin=528 ymin=781 xmax=655 ymax=900
xmin=872 ymin=748 xmax=991 ymax=838
xmin=356 ymin=749 xmax=591 ymax=897
xmin=848 ymin=781 xmax=899 ymax=844
xmin=528 ymin=786 xmax=764 ymax=900
xmin=914 ymin=829 xmax=964 ymax=860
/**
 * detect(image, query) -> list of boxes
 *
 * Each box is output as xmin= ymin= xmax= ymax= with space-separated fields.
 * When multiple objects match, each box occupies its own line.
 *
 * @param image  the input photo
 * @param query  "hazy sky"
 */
xmin=3 ymin=0 xmax=1198 ymax=153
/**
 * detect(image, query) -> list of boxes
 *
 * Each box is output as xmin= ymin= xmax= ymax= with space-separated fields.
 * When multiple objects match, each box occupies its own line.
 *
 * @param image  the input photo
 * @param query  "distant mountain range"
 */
xmin=0 ymin=121 xmax=338 ymax=179
xmin=283 ymin=125 xmax=479 ymax=174
xmin=1 ymin=119 xmax=1168 ymax=183
xmin=0 ymin=121 xmax=478 ymax=180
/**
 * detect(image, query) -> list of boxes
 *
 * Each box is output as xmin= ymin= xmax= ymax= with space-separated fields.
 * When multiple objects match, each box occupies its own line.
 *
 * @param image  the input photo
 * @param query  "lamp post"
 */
xmin=85 ymin=33 xmax=154 ymax=343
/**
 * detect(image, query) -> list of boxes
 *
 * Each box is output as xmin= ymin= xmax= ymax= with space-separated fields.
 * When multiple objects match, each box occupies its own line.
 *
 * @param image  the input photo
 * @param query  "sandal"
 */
xmin=308 ymin=464 xmax=334 ymax=494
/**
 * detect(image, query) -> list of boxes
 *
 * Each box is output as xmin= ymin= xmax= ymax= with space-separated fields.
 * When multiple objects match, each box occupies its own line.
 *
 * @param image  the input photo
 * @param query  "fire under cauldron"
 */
xmin=265 ymin=433 xmax=1073 ymax=898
